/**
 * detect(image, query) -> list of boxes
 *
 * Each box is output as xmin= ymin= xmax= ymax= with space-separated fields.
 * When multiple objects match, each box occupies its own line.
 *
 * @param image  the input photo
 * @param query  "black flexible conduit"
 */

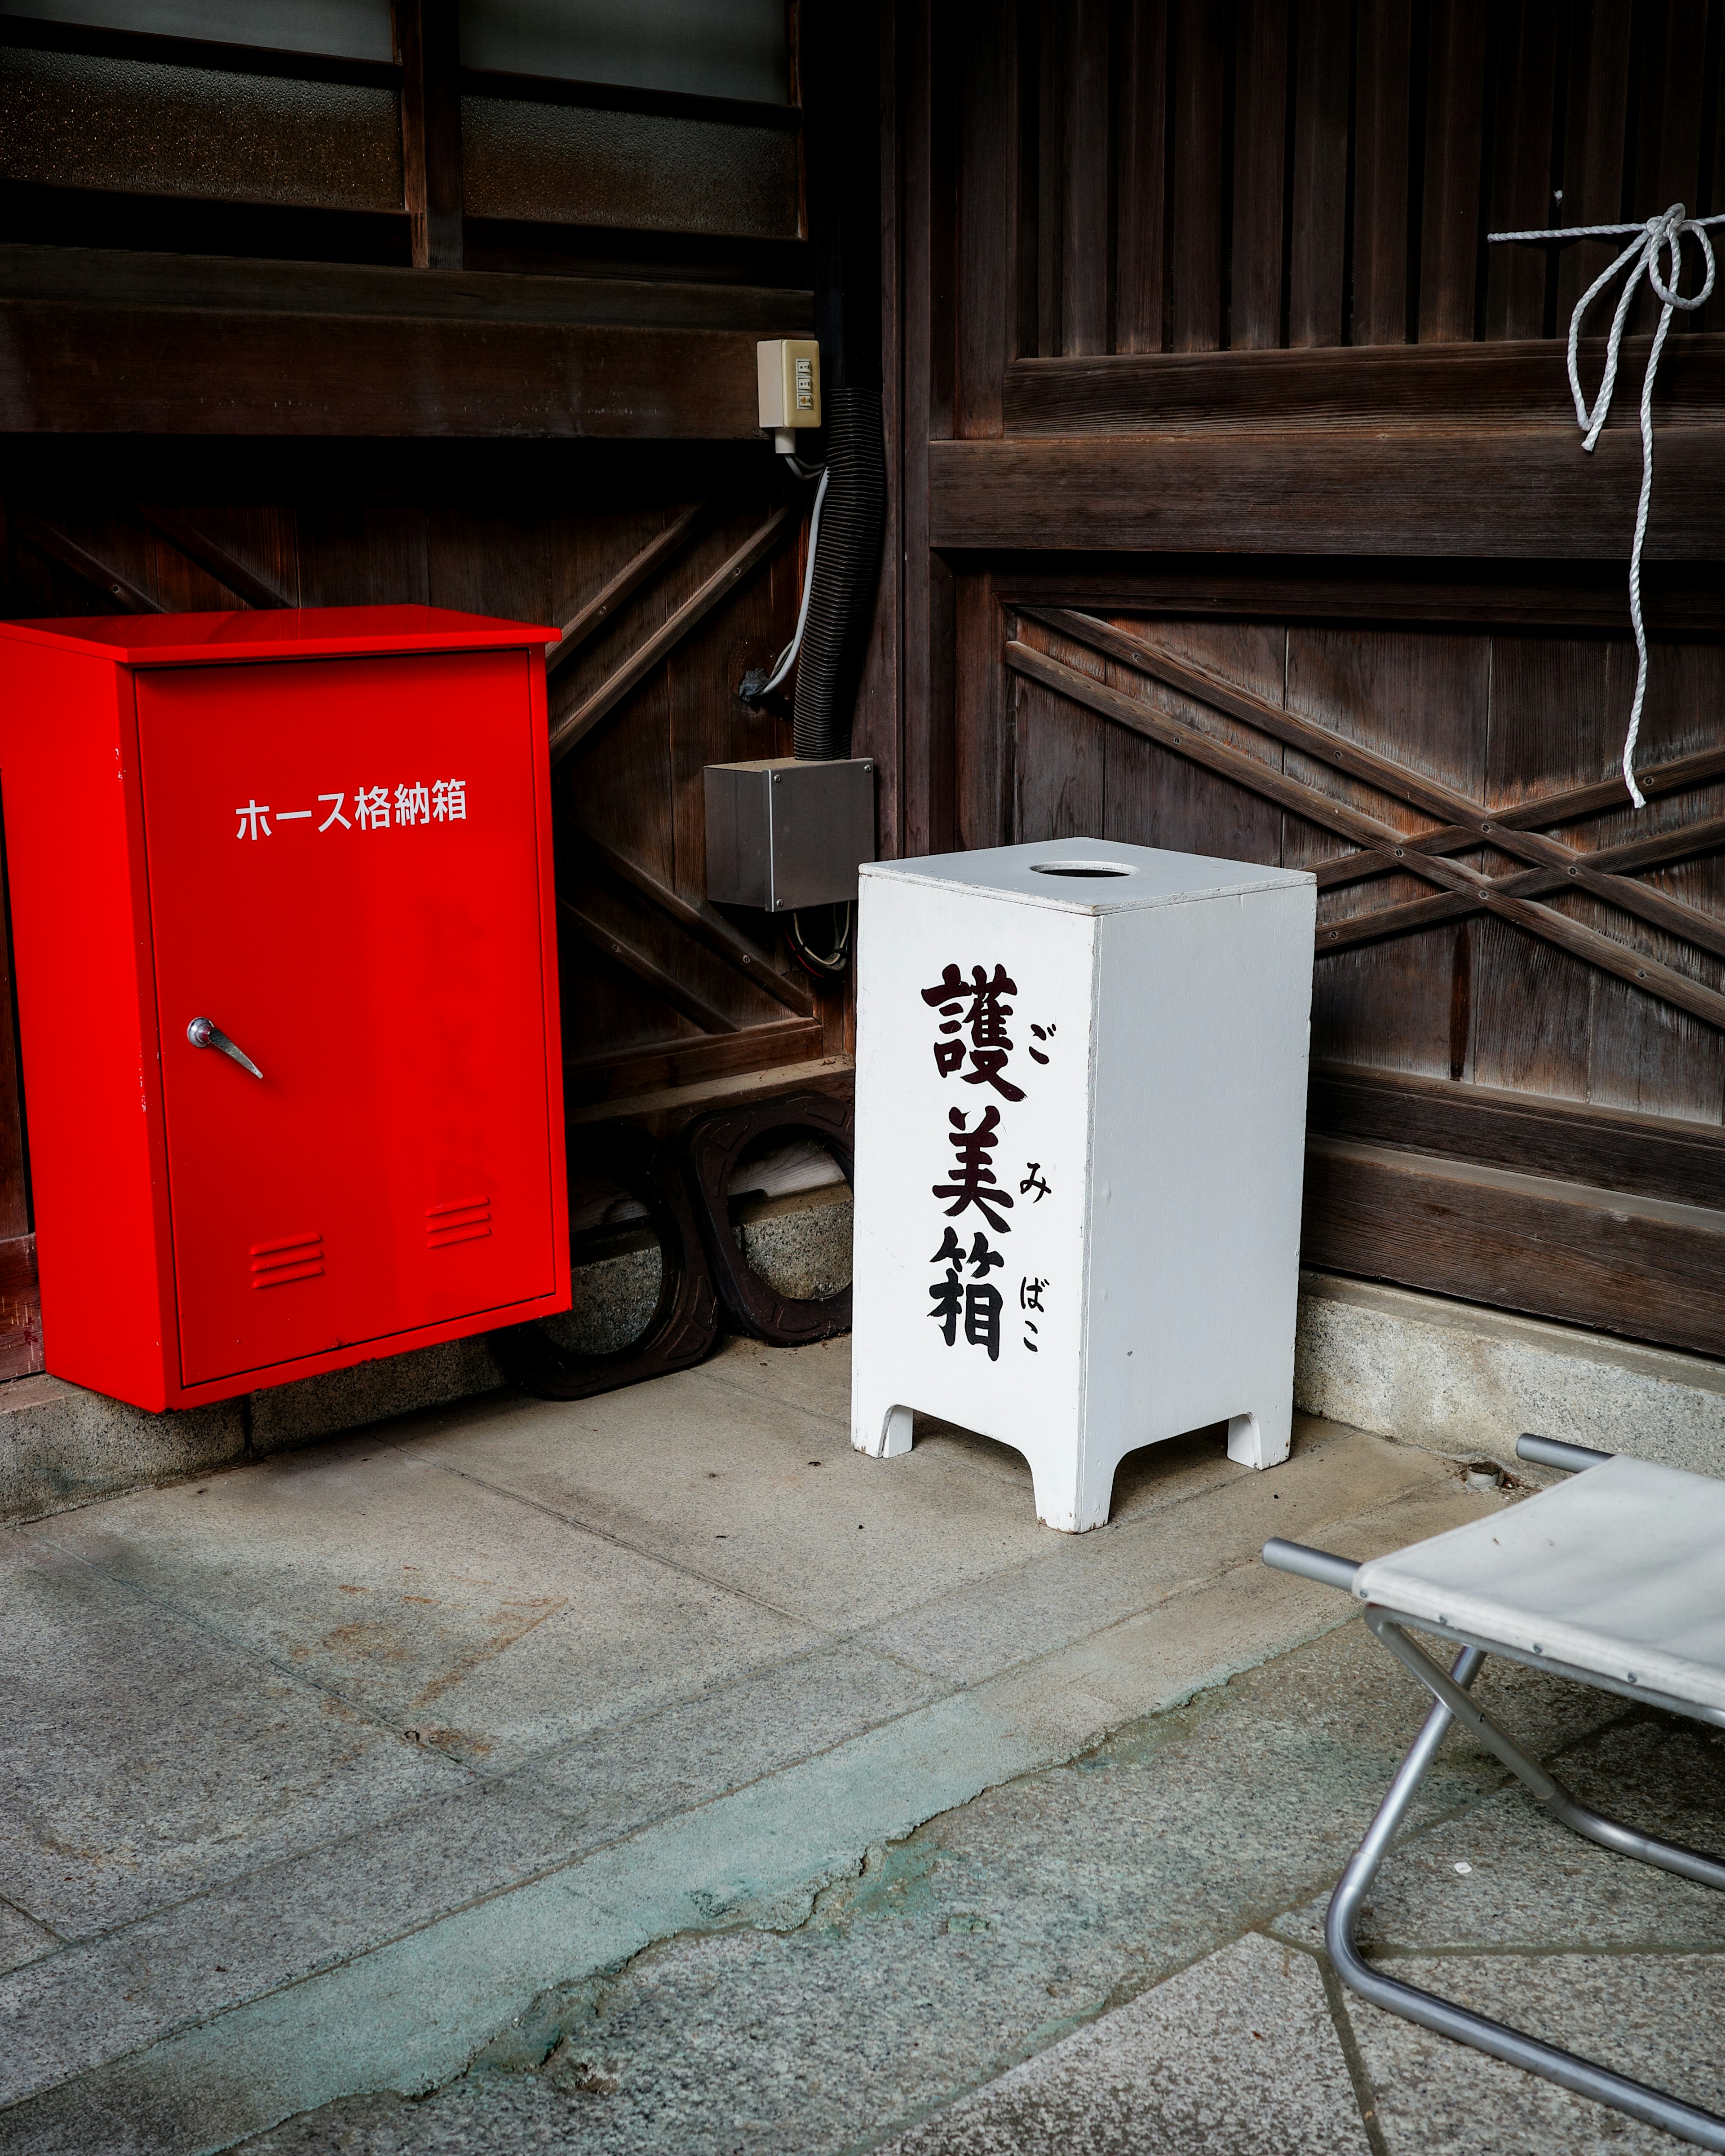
xmin=789 ymin=4 xmax=887 ymax=769
xmin=792 ymin=383 xmax=886 ymax=764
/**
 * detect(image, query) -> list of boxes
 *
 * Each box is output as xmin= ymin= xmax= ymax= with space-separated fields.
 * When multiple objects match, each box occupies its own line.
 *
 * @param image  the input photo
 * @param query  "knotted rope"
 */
xmin=1489 ymin=203 xmax=1725 ymax=809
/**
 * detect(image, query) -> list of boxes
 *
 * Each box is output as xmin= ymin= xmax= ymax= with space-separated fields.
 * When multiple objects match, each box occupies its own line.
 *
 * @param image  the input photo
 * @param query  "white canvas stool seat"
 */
xmin=1265 ymin=1436 xmax=1725 ymax=2151
xmin=1352 ymin=1454 xmax=1725 ymax=1720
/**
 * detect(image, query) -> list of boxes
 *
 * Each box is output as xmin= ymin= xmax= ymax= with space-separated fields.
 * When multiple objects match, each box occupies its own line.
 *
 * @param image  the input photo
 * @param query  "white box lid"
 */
xmin=860 ymin=835 xmax=1313 ymax=915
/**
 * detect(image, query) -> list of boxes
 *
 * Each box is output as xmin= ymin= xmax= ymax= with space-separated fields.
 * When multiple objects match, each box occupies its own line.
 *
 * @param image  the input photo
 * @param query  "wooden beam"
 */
xmin=0 ymin=245 xmax=814 ymax=334
xmin=12 ymin=514 xmax=160 ymax=611
xmin=1005 ymin=636 xmax=1725 ymax=1034
xmin=394 ymin=0 xmax=464 ymax=270
xmin=133 ymin=503 xmax=288 ymax=609
xmin=1307 ymin=1061 xmax=1725 ymax=1214
xmin=930 ymin=428 xmax=1725 ymax=557
xmin=1036 ymin=609 xmax=1725 ymax=963
xmin=565 ymin=823 xmax=814 ymax=1016
xmin=566 ymin=1046 xmax=849 ymax=1138
xmin=1316 ymin=815 xmax=1725 ymax=950
xmin=1314 ymin=745 xmax=1725 ymax=888
xmin=1002 ymin=336 xmax=1725 ymax=433
xmin=548 ymin=504 xmax=796 ymax=764
xmin=1302 ymin=1136 xmax=1725 ymax=1361
xmin=557 ymin=900 xmax=738 ymax=1034
xmin=0 ymin=306 xmax=774 ymax=437
xmin=1311 ymin=819 xmax=1725 ymax=957
xmin=563 ymin=1021 xmax=828 ymax=1109
xmin=547 ymin=503 xmax=708 ymax=678
xmin=990 ymin=561 xmax=1725 ymax=636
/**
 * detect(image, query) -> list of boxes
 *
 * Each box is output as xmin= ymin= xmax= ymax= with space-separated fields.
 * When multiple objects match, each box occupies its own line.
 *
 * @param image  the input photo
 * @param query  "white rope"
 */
xmin=1488 ymin=203 xmax=1725 ymax=809
xmin=757 ymin=459 xmax=830 ymax=696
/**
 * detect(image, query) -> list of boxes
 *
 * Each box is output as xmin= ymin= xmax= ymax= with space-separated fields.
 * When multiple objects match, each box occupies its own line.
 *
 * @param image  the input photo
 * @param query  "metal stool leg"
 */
xmin=1328 ymin=1637 xmax=1725 ymax=2151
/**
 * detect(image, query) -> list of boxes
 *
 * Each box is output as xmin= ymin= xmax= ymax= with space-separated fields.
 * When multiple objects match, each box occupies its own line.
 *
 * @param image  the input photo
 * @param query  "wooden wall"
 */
xmin=882 ymin=0 xmax=1725 ymax=1359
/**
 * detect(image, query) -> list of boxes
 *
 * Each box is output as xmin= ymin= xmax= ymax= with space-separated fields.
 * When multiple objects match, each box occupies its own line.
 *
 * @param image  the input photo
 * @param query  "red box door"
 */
xmin=137 ymin=648 xmax=558 ymax=1388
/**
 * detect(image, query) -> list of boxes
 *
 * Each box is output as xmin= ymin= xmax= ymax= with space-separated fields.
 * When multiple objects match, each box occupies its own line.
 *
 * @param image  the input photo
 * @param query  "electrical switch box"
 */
xmin=0 ymin=605 xmax=571 ymax=1412
xmin=705 ymin=756 xmax=876 ymax=912
xmin=756 ymin=338 xmax=822 ymax=451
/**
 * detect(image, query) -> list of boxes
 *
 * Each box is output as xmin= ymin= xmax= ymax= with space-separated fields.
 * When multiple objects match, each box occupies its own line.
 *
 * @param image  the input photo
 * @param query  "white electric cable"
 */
xmin=757 ymin=460 xmax=830 ymax=697
xmin=1489 ymin=203 xmax=1725 ymax=810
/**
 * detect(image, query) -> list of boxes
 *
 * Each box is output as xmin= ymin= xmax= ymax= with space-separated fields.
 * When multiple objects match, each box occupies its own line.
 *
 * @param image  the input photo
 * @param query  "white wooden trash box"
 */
xmin=849 ymin=836 xmax=1318 ymax=1531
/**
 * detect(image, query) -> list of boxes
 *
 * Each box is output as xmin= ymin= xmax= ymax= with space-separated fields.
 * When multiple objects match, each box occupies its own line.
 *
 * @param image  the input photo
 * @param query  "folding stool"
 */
xmin=1265 ymin=1434 xmax=1725 ymax=2150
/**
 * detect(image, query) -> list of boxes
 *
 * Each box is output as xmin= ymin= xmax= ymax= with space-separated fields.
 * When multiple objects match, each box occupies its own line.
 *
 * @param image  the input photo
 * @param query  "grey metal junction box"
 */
xmin=704 ymin=756 xmax=876 ymax=913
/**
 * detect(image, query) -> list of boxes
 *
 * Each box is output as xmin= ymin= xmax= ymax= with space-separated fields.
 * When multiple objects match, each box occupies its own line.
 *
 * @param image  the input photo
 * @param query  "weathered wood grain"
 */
xmin=1417 ymin=0 xmax=1488 ymax=342
xmin=1168 ymin=0 xmax=1226 ymax=353
xmin=1114 ymin=0 xmax=1168 ymax=354
xmin=929 ymin=425 xmax=1725 ymax=555
xmin=1060 ymin=0 xmax=1113 ymax=356
xmin=0 ymin=305 xmax=778 ymax=436
xmin=1303 ymin=1135 xmax=1725 ymax=1358
xmin=1482 ymin=4 xmax=1561 ymax=342
xmin=1285 ymin=0 xmax=1350 ymax=349
xmin=548 ymin=504 xmax=794 ymax=764
xmin=563 ymin=1021 xmax=827 ymax=1107
xmin=1351 ymin=0 xmax=1412 ymax=345
xmin=1230 ymin=0 xmax=1288 ymax=352
xmin=1308 ymin=1060 xmax=1725 ymax=1211
xmin=1005 ymin=636 xmax=1725 ymax=1035
xmin=1002 ymin=335 xmax=1725 ymax=431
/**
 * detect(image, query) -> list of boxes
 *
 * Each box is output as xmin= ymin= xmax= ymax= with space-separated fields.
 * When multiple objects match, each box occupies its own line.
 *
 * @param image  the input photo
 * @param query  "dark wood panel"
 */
xmin=1285 ymin=0 xmax=1350 ymax=349
xmin=1033 ymin=0 xmax=1065 ymax=359
xmin=0 ymin=304 xmax=780 ymax=437
xmin=1114 ymin=0 xmax=1168 ymax=355
xmin=1303 ymin=1135 xmax=1725 ymax=1359
xmin=1554 ymin=1 xmax=1634 ymax=325
xmin=1308 ymin=1061 xmax=1725 ymax=1212
xmin=1628 ymin=0 xmax=1713 ymax=338
xmin=1168 ymin=0 xmax=1226 ymax=353
xmin=902 ymin=0 xmax=954 ymax=858
xmin=0 ymin=1234 xmax=41 ymax=1382
xmin=957 ymin=572 xmax=1009 ymax=851
xmin=1482 ymin=4 xmax=1561 ymax=342
xmin=928 ymin=425 xmax=1725 ymax=556
xmin=984 ymin=558 xmax=1725 ymax=633
xmin=1011 ymin=663 xmax=1104 ymax=843
xmin=0 ymin=244 xmax=814 ymax=329
xmin=1470 ymin=635 xmax=1628 ymax=1100
xmin=1295 ymin=625 xmax=1489 ymax=1079
xmin=853 ymin=0 xmax=904 ymax=863
xmin=1351 ymin=0 xmax=1411 ymax=347
xmin=1578 ymin=636 xmax=1725 ymax=1125
xmin=394 ymin=0 xmax=463 ymax=271
xmin=1060 ymin=0 xmax=1112 ymax=356
xmin=1002 ymin=335 xmax=1725 ymax=432
xmin=955 ymin=3 xmax=1017 ymax=438
xmin=1417 ymin=1 xmax=1489 ymax=343
xmin=1094 ymin=615 xmax=1286 ymax=861
xmin=1230 ymin=0 xmax=1288 ymax=352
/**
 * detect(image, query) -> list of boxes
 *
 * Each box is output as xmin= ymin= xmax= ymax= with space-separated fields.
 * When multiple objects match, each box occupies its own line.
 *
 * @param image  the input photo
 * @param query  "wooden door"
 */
xmin=882 ymin=0 xmax=1725 ymax=1359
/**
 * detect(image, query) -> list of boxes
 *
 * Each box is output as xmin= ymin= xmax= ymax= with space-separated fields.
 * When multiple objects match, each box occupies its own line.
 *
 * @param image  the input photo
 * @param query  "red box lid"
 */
xmin=0 ymin=605 xmax=560 ymax=667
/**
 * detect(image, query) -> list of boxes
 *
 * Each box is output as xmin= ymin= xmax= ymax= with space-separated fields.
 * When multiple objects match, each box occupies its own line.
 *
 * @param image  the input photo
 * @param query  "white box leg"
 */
xmin=1228 ymin=1406 xmax=1292 ymax=1470
xmin=852 ymin=1398 xmax=914 ymax=1459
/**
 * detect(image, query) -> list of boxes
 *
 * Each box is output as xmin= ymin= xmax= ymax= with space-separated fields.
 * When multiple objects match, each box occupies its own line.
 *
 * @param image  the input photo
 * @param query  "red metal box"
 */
xmin=0 ymin=605 xmax=571 ymax=1411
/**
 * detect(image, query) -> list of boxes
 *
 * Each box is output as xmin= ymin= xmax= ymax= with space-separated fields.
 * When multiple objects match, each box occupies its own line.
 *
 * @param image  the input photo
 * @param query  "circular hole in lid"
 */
xmin=1029 ymin=860 xmax=1135 ymax=878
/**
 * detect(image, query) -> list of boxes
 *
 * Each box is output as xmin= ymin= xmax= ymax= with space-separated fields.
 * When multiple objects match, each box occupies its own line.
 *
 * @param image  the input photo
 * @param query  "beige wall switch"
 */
xmin=757 ymin=339 xmax=821 ymax=451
